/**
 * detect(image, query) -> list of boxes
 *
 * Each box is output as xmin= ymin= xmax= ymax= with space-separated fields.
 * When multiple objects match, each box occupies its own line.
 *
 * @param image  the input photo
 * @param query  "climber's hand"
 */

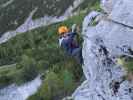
xmin=71 ymin=24 xmax=77 ymax=33
xmin=71 ymin=24 xmax=81 ymax=34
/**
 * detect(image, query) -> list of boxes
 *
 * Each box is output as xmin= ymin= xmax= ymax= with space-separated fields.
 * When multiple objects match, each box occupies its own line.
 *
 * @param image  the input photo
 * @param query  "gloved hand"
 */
xmin=71 ymin=24 xmax=77 ymax=33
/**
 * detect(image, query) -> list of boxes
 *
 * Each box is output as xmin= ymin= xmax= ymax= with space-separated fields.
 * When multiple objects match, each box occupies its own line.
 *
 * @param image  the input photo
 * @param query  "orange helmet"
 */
xmin=58 ymin=26 xmax=69 ymax=35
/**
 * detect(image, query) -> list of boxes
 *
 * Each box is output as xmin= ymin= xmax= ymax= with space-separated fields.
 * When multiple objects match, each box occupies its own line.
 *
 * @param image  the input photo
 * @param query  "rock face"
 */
xmin=73 ymin=0 xmax=133 ymax=100
xmin=109 ymin=0 xmax=133 ymax=27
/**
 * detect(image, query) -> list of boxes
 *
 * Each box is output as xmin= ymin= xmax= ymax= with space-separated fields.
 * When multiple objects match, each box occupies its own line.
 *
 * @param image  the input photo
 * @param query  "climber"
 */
xmin=58 ymin=25 xmax=83 ymax=64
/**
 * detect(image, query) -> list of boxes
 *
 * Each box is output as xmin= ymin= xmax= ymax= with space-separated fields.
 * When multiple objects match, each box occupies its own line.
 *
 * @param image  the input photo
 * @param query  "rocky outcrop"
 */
xmin=73 ymin=0 xmax=133 ymax=100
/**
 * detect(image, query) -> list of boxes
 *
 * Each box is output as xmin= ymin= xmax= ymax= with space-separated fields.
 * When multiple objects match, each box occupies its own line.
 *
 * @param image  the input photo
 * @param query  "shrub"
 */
xmin=117 ymin=57 xmax=133 ymax=81
xmin=0 ymin=75 xmax=13 ymax=88
xmin=117 ymin=57 xmax=133 ymax=72
xmin=123 ymin=58 xmax=133 ymax=73
xmin=14 ymin=55 xmax=38 ymax=84
xmin=28 ymin=70 xmax=77 ymax=100
xmin=37 ymin=60 xmax=49 ymax=73
xmin=38 ymin=71 xmax=63 ymax=100
xmin=27 ymin=93 xmax=42 ymax=100
xmin=60 ymin=70 xmax=76 ymax=94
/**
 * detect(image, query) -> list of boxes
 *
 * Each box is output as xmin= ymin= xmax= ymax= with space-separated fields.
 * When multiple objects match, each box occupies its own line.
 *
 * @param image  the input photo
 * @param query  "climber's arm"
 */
xmin=58 ymin=32 xmax=77 ymax=47
xmin=67 ymin=32 xmax=77 ymax=43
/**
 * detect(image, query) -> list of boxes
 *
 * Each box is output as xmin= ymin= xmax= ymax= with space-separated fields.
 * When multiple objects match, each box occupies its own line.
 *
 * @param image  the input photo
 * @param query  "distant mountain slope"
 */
xmin=0 ymin=0 xmax=76 ymax=36
xmin=0 ymin=0 xmax=10 ymax=5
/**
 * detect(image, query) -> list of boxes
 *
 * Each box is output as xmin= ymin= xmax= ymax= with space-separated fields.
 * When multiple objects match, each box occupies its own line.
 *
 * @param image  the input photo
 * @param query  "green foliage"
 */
xmin=0 ymin=1 xmax=102 ymax=99
xmin=0 ymin=8 xmax=87 ymax=65
xmin=14 ymin=55 xmax=38 ymax=84
xmin=28 ymin=70 xmax=76 ymax=100
xmin=123 ymin=58 xmax=133 ymax=73
xmin=90 ymin=0 xmax=102 ymax=12
xmin=27 ymin=94 xmax=42 ymax=100
xmin=60 ymin=70 xmax=76 ymax=93
xmin=0 ymin=2 xmax=90 ymax=98
xmin=0 ymin=64 xmax=18 ymax=87
xmin=90 ymin=19 xmax=99 ymax=26
xmin=117 ymin=57 xmax=133 ymax=81
xmin=0 ymin=75 xmax=13 ymax=87
xmin=37 ymin=71 xmax=63 ymax=100
xmin=0 ymin=10 xmax=84 ymax=89
xmin=74 ymin=0 xmax=101 ymax=13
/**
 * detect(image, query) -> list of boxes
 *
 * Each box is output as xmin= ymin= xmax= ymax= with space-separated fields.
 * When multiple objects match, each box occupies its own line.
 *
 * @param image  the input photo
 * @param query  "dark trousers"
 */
xmin=71 ymin=47 xmax=83 ymax=64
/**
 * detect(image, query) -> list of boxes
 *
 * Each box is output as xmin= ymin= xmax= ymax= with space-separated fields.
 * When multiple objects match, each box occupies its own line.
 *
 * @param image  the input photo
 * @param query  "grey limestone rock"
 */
xmin=73 ymin=0 xmax=133 ymax=100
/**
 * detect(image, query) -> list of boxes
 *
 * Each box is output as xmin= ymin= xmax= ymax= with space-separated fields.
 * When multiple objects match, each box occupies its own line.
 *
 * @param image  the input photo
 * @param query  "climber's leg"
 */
xmin=72 ymin=48 xmax=83 ymax=64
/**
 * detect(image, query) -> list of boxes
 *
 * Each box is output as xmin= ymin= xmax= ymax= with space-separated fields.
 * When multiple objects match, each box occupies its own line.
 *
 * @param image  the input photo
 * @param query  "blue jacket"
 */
xmin=59 ymin=32 xmax=79 ymax=55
